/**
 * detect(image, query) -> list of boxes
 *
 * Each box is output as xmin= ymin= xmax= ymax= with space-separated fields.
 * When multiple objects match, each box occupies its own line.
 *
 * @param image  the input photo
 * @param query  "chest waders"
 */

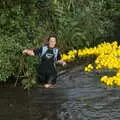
xmin=38 ymin=46 xmax=59 ymax=85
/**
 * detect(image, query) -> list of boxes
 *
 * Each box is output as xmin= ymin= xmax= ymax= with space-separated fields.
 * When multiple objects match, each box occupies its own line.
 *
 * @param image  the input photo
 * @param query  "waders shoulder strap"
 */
xmin=53 ymin=48 xmax=59 ymax=60
xmin=41 ymin=46 xmax=48 ymax=57
xmin=41 ymin=46 xmax=59 ymax=60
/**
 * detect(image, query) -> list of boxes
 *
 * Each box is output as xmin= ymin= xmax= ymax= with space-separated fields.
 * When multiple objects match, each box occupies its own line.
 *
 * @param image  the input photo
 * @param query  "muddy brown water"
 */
xmin=0 ymin=67 xmax=120 ymax=120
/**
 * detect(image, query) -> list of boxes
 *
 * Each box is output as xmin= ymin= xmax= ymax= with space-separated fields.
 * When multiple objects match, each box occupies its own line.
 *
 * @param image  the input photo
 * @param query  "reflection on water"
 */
xmin=0 ymin=70 xmax=120 ymax=120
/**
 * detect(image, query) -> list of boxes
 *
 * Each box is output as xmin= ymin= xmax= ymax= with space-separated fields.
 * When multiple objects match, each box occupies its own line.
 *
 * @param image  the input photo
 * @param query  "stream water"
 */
xmin=0 ymin=67 xmax=120 ymax=120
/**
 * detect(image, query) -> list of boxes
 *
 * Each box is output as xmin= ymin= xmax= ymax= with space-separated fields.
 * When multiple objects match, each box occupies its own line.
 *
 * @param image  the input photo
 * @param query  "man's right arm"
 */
xmin=22 ymin=49 xmax=35 ymax=56
xmin=22 ymin=47 xmax=43 ymax=56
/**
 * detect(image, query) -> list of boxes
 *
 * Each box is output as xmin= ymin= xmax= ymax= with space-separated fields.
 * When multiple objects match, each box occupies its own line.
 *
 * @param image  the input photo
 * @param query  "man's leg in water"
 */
xmin=37 ymin=73 xmax=47 ymax=87
xmin=46 ymin=74 xmax=57 ymax=88
xmin=43 ymin=75 xmax=51 ymax=88
xmin=38 ymin=73 xmax=57 ymax=88
xmin=38 ymin=74 xmax=51 ymax=88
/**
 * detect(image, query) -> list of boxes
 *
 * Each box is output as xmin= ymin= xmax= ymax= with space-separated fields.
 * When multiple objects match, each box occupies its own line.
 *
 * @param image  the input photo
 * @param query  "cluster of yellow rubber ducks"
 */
xmin=61 ymin=50 xmax=77 ymax=62
xmin=61 ymin=41 xmax=120 ymax=86
xmin=101 ymin=71 xmax=120 ymax=86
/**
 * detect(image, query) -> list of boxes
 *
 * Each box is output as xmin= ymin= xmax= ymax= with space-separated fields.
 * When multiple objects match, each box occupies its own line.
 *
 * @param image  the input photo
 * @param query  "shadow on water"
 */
xmin=0 ymin=66 xmax=120 ymax=120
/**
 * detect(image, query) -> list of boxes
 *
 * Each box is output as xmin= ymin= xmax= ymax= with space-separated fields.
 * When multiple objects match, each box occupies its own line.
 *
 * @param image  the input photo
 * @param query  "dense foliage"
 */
xmin=0 ymin=0 xmax=119 ymax=88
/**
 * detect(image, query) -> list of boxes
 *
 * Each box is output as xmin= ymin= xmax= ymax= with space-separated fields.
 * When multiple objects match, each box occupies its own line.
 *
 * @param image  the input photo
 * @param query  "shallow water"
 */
xmin=0 ymin=68 xmax=120 ymax=120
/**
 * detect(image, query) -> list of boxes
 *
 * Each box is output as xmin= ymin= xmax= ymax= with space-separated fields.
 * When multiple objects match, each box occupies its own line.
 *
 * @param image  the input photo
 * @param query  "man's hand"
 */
xmin=57 ymin=60 xmax=67 ymax=66
xmin=22 ymin=49 xmax=35 ymax=56
xmin=22 ymin=49 xmax=28 ymax=54
xmin=62 ymin=61 xmax=66 ymax=66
